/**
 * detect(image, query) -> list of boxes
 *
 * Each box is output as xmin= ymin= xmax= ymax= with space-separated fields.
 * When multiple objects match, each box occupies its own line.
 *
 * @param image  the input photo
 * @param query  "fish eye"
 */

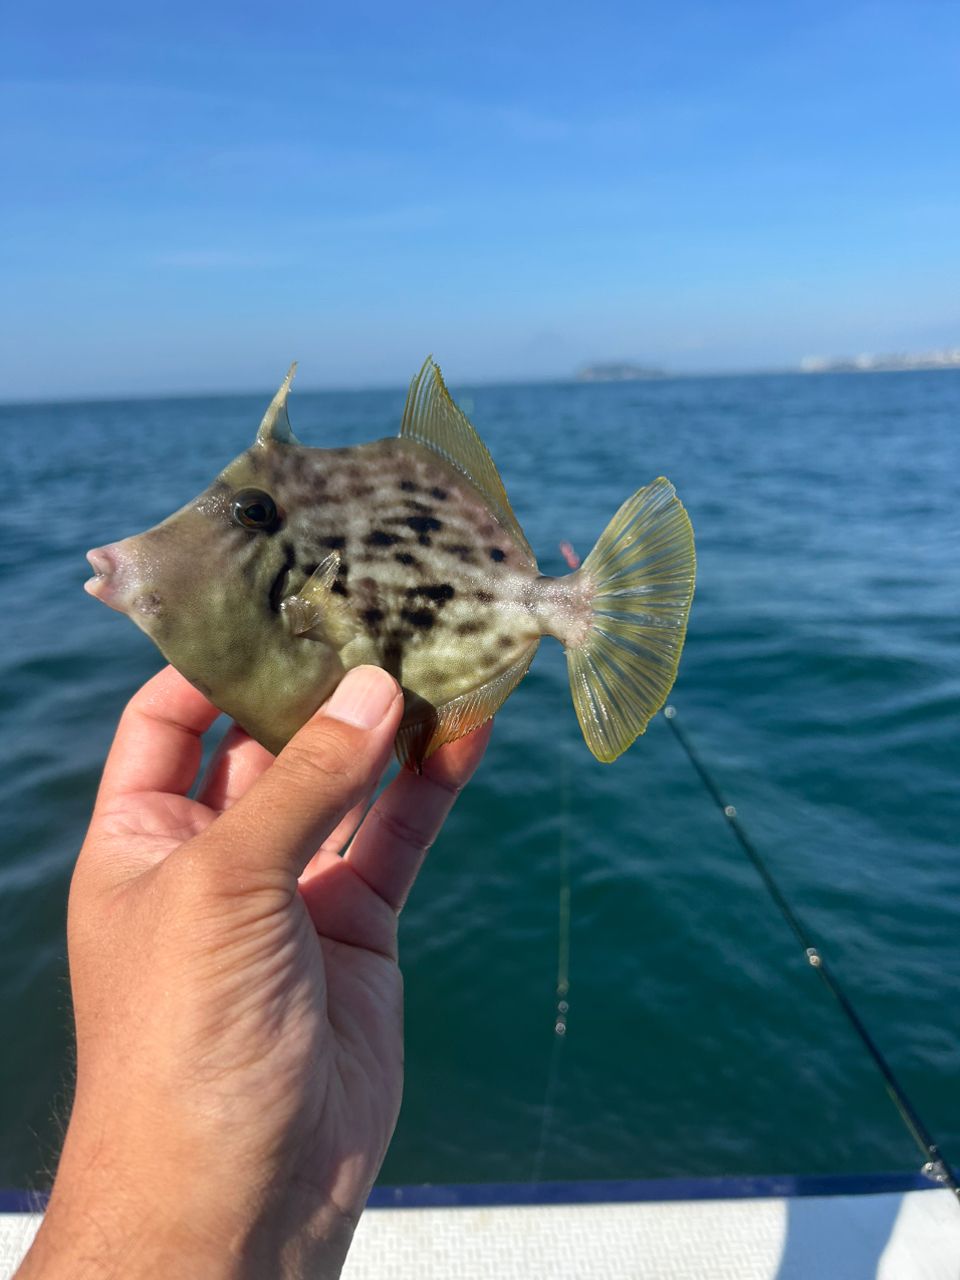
xmin=232 ymin=489 xmax=279 ymax=531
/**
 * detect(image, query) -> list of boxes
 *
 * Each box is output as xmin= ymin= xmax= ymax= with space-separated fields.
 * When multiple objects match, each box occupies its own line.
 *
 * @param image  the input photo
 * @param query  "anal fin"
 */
xmin=395 ymin=641 xmax=539 ymax=770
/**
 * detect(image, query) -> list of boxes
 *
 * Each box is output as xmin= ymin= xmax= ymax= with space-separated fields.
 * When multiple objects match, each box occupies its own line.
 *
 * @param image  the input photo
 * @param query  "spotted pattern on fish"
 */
xmin=198 ymin=436 xmax=539 ymax=704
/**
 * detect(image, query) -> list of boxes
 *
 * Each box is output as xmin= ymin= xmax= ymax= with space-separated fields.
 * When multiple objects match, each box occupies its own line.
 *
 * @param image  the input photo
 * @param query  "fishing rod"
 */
xmin=662 ymin=704 xmax=960 ymax=1203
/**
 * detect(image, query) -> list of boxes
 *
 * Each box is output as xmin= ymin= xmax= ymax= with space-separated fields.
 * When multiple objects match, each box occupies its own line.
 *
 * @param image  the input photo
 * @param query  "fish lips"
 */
xmin=84 ymin=543 xmax=161 ymax=619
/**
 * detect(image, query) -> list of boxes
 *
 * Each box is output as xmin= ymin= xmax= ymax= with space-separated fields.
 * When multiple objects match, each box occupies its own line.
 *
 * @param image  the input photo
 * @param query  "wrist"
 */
xmin=17 ymin=1148 xmax=356 ymax=1280
xmin=17 ymin=1195 xmax=243 ymax=1280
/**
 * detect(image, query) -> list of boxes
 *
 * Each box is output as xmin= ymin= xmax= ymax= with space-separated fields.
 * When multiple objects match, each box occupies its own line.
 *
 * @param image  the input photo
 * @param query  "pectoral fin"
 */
xmin=281 ymin=553 xmax=357 ymax=648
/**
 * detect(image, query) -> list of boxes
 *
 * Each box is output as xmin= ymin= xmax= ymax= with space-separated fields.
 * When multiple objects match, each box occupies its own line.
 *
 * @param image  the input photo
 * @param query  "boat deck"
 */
xmin=2 ymin=1176 xmax=957 ymax=1278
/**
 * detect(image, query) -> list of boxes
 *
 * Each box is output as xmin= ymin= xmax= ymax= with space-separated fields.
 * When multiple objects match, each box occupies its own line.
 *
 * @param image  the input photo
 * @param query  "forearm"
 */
xmin=16 ymin=1137 xmax=356 ymax=1280
xmin=18 ymin=1202 xmax=239 ymax=1280
xmin=18 ymin=1194 xmax=354 ymax=1280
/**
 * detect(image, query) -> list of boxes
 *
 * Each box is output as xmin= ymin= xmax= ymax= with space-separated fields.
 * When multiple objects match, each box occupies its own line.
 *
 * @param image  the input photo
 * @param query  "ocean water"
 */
xmin=1 ymin=370 xmax=958 ymax=1190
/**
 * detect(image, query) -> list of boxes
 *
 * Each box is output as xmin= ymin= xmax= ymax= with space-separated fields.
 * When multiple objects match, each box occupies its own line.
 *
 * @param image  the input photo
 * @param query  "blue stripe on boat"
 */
xmin=368 ymin=1171 xmax=935 ymax=1208
xmin=0 ymin=1170 xmax=937 ymax=1215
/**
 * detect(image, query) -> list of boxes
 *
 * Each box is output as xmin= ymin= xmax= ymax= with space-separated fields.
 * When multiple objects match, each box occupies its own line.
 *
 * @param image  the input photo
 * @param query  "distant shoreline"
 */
xmin=2 ymin=362 xmax=960 ymax=409
xmin=800 ymin=347 xmax=960 ymax=374
xmin=576 ymin=362 xmax=665 ymax=382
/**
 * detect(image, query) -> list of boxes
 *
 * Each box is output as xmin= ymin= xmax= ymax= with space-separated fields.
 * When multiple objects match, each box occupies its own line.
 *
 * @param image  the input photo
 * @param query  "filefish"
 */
xmin=85 ymin=359 xmax=696 ymax=766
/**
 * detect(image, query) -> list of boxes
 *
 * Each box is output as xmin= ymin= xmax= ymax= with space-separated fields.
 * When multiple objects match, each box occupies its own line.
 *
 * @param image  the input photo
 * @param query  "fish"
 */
xmin=84 ymin=358 xmax=696 ymax=767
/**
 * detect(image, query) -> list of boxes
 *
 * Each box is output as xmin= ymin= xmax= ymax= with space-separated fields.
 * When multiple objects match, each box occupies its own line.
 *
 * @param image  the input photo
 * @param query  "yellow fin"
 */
xmin=395 ymin=641 xmax=539 ymax=769
xmin=566 ymin=478 xmax=695 ymax=762
xmin=399 ymin=357 xmax=536 ymax=567
xmin=256 ymin=362 xmax=299 ymax=446
xmin=281 ymin=552 xmax=356 ymax=648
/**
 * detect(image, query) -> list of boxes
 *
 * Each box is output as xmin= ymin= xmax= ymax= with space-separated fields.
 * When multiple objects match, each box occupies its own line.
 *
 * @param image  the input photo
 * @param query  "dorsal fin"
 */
xmin=256 ymin=362 xmax=299 ymax=446
xmin=399 ymin=357 xmax=536 ymax=566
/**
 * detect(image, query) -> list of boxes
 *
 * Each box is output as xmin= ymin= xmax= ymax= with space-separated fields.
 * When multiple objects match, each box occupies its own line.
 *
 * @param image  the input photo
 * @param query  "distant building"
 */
xmin=577 ymin=362 xmax=665 ymax=382
xmin=801 ymin=348 xmax=960 ymax=373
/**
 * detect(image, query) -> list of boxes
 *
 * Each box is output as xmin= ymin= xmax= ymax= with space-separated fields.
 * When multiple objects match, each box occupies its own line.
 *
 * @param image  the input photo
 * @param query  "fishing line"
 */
xmin=662 ymin=704 xmax=960 ymax=1203
xmin=532 ymin=744 xmax=572 ymax=1182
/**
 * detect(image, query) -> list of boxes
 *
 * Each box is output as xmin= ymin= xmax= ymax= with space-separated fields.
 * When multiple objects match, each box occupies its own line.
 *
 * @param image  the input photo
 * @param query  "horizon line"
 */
xmin=3 ymin=361 xmax=959 ymax=411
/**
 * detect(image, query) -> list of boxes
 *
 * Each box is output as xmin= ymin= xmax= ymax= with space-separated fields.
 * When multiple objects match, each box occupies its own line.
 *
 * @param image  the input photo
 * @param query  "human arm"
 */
xmin=17 ymin=664 xmax=490 ymax=1280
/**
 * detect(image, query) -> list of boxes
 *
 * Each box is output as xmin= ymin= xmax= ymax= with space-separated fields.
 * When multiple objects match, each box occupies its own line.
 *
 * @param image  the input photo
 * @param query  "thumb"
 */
xmin=198 ymin=666 xmax=403 ymax=881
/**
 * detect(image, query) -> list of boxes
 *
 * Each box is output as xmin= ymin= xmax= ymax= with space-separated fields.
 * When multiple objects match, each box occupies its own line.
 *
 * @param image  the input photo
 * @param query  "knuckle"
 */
xmin=281 ymin=722 xmax=364 ymax=792
xmin=373 ymin=805 xmax=430 ymax=854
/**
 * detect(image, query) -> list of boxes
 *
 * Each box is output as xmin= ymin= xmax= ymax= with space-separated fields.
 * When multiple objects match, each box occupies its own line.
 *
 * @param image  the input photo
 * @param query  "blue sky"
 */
xmin=2 ymin=1 xmax=959 ymax=398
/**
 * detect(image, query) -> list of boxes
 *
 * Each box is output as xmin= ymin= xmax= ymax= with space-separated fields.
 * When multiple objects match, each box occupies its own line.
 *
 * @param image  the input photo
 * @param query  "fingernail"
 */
xmin=324 ymin=667 xmax=397 ymax=730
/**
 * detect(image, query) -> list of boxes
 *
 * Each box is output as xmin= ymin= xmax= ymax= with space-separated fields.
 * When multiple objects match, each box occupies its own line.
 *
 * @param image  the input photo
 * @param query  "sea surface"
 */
xmin=1 ymin=370 xmax=958 ymax=1190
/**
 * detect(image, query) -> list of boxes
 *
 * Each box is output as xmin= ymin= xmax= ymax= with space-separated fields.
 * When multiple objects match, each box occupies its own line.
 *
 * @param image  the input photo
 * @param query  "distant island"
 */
xmin=577 ymin=362 xmax=665 ymax=382
xmin=800 ymin=347 xmax=960 ymax=373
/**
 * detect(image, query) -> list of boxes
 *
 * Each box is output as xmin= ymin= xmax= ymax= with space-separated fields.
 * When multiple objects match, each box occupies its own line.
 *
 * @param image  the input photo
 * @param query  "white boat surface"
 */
xmin=2 ymin=1173 xmax=958 ymax=1278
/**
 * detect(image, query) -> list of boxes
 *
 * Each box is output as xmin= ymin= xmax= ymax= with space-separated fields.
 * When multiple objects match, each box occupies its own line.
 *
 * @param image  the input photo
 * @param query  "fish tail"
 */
xmin=561 ymin=478 xmax=695 ymax=762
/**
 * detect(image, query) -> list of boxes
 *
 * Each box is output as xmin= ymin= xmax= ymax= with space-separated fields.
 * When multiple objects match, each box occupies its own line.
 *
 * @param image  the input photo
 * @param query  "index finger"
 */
xmin=96 ymin=666 xmax=220 ymax=809
xmin=338 ymin=720 xmax=493 ymax=912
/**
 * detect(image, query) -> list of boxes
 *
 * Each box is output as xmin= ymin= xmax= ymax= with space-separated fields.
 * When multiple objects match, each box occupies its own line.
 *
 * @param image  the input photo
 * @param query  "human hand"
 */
xmin=18 ymin=665 xmax=491 ymax=1280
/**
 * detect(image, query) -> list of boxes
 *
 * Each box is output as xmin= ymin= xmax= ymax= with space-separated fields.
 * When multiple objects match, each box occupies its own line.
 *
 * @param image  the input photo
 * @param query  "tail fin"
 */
xmin=566 ymin=478 xmax=695 ymax=762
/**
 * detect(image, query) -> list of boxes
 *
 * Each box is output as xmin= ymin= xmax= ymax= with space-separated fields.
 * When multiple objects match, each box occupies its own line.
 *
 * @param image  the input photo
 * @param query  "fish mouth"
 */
xmin=84 ymin=546 xmax=133 ymax=614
